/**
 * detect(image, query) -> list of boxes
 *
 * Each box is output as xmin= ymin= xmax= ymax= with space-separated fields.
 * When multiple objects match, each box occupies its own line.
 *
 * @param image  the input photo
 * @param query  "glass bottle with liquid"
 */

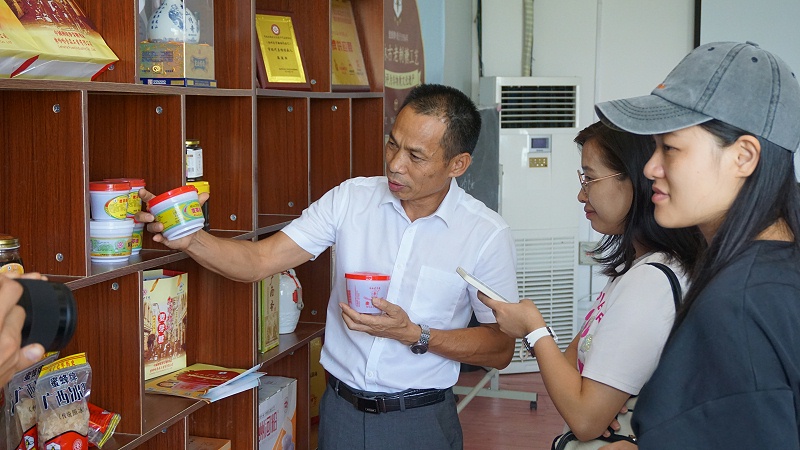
xmin=0 ymin=234 xmax=24 ymax=275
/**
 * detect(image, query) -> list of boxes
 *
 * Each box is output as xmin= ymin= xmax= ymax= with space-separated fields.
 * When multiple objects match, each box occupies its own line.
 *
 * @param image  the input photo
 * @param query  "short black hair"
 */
xmin=400 ymin=84 xmax=481 ymax=160
xmin=575 ymin=122 xmax=704 ymax=278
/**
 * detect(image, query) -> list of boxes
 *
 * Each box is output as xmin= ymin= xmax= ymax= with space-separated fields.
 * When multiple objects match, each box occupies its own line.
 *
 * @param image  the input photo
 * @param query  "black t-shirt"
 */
xmin=633 ymin=241 xmax=800 ymax=449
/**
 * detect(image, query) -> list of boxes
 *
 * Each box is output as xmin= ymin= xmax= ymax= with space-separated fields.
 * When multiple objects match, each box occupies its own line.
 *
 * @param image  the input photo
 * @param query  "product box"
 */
xmin=257 ymin=376 xmax=297 ymax=450
xmin=258 ymin=274 xmax=280 ymax=353
xmin=4 ymin=0 xmax=118 ymax=81
xmin=308 ymin=337 xmax=324 ymax=423
xmin=138 ymin=0 xmax=216 ymax=86
xmin=143 ymin=269 xmax=188 ymax=380
xmin=138 ymin=42 xmax=216 ymax=85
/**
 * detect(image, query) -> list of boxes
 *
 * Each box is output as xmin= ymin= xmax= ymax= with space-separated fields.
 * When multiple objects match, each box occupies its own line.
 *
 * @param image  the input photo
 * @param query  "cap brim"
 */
xmin=595 ymin=94 xmax=713 ymax=135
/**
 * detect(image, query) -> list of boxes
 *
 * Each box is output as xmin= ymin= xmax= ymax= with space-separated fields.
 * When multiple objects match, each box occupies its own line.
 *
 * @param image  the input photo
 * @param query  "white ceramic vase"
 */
xmin=279 ymin=270 xmax=304 ymax=334
xmin=147 ymin=0 xmax=200 ymax=44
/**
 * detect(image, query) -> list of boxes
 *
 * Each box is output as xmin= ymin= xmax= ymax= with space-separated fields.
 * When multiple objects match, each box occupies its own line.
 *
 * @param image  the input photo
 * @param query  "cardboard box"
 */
xmin=143 ymin=269 xmax=188 ymax=380
xmin=139 ymin=42 xmax=216 ymax=83
xmin=188 ymin=436 xmax=231 ymax=450
xmin=309 ymin=337 xmax=324 ymax=422
xmin=258 ymin=377 xmax=297 ymax=450
xmin=259 ymin=274 xmax=280 ymax=353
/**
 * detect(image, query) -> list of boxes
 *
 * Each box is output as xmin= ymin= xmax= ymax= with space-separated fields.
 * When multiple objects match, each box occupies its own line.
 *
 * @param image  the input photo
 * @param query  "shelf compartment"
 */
xmin=257 ymin=97 xmax=309 ymax=215
xmin=62 ymin=273 xmax=145 ymax=434
xmin=186 ymin=95 xmax=255 ymax=231
xmin=0 ymin=90 xmax=87 ymax=276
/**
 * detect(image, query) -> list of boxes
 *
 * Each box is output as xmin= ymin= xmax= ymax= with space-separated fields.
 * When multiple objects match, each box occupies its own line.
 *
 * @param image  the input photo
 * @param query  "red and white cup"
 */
xmin=345 ymin=272 xmax=391 ymax=314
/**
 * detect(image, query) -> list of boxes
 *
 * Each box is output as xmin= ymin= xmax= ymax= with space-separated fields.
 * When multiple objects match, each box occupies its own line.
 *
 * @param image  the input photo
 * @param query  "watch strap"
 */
xmin=410 ymin=324 xmax=430 ymax=354
xmin=522 ymin=326 xmax=558 ymax=357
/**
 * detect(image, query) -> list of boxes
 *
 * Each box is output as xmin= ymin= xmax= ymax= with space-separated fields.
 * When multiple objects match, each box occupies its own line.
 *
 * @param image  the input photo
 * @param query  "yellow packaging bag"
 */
xmin=0 ymin=1 xmax=39 ymax=77
xmin=5 ymin=0 xmax=118 ymax=81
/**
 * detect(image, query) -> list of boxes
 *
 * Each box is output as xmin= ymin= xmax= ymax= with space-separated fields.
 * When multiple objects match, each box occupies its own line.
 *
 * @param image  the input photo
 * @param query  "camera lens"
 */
xmin=15 ymin=279 xmax=77 ymax=351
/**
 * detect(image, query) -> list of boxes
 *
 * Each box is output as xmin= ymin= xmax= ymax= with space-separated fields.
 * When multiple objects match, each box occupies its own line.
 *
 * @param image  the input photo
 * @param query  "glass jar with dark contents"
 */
xmin=0 ymin=234 xmax=24 ymax=275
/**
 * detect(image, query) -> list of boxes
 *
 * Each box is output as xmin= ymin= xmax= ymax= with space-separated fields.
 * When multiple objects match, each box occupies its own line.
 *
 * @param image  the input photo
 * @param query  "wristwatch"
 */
xmin=410 ymin=324 xmax=430 ymax=354
xmin=522 ymin=326 xmax=558 ymax=358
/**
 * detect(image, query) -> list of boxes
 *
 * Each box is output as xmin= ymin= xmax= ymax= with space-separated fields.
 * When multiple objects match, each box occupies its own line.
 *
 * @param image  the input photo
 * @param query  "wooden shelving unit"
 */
xmin=0 ymin=1 xmax=384 ymax=449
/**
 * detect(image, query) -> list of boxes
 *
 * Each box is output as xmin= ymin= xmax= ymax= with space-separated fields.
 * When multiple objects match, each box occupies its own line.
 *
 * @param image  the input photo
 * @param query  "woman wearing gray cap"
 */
xmin=595 ymin=41 xmax=800 ymax=449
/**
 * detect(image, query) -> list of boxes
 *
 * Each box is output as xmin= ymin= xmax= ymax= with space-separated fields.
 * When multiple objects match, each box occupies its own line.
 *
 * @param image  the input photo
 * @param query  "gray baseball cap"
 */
xmin=596 ymin=41 xmax=800 ymax=152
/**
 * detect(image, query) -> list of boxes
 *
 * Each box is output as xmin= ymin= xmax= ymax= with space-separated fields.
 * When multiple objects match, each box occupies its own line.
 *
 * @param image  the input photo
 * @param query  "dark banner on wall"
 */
xmin=384 ymin=0 xmax=425 ymax=136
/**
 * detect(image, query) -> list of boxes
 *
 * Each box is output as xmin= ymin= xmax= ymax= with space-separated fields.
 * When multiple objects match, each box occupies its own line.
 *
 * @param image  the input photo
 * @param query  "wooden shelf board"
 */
xmin=258 ymin=322 xmax=325 ymax=367
xmin=257 ymin=88 xmax=384 ymax=99
xmin=0 ymin=78 xmax=253 ymax=96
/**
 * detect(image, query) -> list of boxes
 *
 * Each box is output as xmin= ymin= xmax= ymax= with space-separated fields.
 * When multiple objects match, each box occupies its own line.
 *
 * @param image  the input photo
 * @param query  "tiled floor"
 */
xmin=456 ymin=368 xmax=566 ymax=450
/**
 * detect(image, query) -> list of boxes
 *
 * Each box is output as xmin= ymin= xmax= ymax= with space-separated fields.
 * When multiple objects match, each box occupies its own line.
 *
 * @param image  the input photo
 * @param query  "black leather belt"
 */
xmin=328 ymin=375 xmax=447 ymax=414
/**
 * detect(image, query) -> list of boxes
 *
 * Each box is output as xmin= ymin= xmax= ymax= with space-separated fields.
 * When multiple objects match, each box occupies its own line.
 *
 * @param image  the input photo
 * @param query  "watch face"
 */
xmin=410 ymin=343 xmax=428 ymax=354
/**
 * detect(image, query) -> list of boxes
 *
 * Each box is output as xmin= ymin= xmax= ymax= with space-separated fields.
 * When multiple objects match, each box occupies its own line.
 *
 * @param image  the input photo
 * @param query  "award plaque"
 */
xmin=255 ymin=12 xmax=311 ymax=89
xmin=331 ymin=0 xmax=370 ymax=91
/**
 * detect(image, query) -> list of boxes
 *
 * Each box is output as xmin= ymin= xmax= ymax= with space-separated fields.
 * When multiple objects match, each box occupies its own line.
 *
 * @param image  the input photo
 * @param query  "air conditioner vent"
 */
xmin=499 ymin=85 xmax=577 ymax=129
xmin=500 ymin=232 xmax=576 ymax=374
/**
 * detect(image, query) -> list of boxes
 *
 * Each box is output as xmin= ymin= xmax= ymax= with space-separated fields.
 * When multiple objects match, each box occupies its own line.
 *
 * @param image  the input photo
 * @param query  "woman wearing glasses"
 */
xmin=479 ymin=121 xmax=704 ymax=443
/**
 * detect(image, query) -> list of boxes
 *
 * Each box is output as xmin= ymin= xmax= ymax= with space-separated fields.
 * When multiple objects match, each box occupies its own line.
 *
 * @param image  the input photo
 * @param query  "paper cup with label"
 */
xmin=147 ymin=185 xmax=205 ymax=241
xmin=345 ymin=272 xmax=391 ymax=314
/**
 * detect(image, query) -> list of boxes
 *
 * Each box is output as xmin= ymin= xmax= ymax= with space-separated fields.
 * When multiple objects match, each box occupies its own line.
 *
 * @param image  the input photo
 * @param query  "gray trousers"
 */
xmin=318 ymin=382 xmax=464 ymax=450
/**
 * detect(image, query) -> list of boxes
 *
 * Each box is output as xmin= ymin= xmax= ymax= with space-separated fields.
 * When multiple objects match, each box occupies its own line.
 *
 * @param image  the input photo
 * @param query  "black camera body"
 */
xmin=15 ymin=279 xmax=77 ymax=351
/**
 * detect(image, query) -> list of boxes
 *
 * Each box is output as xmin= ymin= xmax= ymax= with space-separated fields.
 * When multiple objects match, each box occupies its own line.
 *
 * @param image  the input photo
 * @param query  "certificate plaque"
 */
xmin=255 ymin=13 xmax=311 ymax=89
xmin=331 ymin=0 xmax=370 ymax=90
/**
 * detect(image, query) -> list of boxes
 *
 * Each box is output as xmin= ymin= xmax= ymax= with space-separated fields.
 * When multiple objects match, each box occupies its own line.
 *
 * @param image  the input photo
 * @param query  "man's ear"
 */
xmin=448 ymin=153 xmax=472 ymax=178
xmin=732 ymin=135 xmax=761 ymax=178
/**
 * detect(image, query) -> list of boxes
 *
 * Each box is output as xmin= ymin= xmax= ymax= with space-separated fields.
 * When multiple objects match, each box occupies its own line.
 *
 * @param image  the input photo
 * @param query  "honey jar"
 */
xmin=0 ymin=234 xmax=24 ymax=275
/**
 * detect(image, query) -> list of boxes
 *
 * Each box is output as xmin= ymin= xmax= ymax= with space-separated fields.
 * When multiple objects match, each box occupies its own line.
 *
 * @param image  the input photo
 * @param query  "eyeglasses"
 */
xmin=577 ymin=170 xmax=624 ymax=196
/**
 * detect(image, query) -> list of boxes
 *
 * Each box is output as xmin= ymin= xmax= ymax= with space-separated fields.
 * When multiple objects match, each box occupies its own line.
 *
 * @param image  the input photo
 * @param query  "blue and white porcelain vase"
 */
xmin=147 ymin=0 xmax=200 ymax=44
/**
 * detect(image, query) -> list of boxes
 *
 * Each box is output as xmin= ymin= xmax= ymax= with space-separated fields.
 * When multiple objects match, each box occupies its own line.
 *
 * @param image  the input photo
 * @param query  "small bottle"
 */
xmin=0 ymin=234 xmax=24 ymax=275
xmin=185 ymin=139 xmax=204 ymax=182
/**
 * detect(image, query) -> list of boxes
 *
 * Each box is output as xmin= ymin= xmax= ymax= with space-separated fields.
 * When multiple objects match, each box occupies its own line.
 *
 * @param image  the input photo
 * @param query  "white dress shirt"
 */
xmin=282 ymin=176 xmax=519 ymax=392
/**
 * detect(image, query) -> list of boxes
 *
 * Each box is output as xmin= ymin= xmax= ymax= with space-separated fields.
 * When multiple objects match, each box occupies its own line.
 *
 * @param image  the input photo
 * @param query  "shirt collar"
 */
xmin=379 ymin=177 xmax=463 ymax=227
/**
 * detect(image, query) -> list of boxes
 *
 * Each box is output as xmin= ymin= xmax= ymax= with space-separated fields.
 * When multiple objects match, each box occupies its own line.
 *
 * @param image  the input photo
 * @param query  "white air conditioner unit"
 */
xmin=479 ymin=76 xmax=582 ymax=374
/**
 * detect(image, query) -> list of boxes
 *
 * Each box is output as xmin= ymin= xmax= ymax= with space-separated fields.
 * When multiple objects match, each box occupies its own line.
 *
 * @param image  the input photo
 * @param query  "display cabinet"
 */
xmin=0 ymin=0 xmax=384 ymax=448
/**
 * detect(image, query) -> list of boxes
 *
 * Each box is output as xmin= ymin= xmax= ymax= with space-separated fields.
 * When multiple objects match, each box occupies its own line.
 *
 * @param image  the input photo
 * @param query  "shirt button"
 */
xmin=367 ymin=371 xmax=375 ymax=378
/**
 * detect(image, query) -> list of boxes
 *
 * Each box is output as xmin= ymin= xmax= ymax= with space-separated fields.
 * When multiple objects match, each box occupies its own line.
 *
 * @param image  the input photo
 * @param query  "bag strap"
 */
xmin=646 ymin=262 xmax=682 ymax=309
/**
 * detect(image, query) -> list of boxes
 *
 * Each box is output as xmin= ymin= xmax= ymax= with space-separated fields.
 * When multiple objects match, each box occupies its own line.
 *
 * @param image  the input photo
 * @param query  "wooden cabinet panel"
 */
xmin=77 ymin=0 xmax=136 ymax=84
xmin=352 ymin=98 xmax=385 ymax=177
xmin=137 ymin=418 xmax=187 ymax=450
xmin=310 ymin=98 xmax=351 ymax=201
xmin=0 ymin=90 xmax=87 ymax=276
xmin=257 ymin=97 xmax=309 ymax=215
xmin=186 ymin=95 xmax=255 ymax=231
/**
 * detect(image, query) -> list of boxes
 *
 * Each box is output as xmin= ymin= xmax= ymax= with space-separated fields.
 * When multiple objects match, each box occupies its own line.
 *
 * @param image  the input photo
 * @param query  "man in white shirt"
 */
xmin=137 ymin=84 xmax=519 ymax=449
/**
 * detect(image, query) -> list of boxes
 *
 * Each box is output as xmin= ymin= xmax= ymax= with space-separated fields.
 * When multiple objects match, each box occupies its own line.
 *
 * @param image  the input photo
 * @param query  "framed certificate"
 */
xmin=330 ymin=0 xmax=370 ymax=91
xmin=255 ymin=12 xmax=311 ymax=90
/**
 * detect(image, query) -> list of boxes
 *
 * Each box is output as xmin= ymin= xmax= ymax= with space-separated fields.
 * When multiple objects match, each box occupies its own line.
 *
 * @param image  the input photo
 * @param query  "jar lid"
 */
xmin=185 ymin=140 xmax=200 ymax=146
xmin=104 ymin=178 xmax=146 ymax=188
xmin=89 ymin=219 xmax=134 ymax=230
xmin=149 ymin=185 xmax=198 ymax=208
xmin=90 ymin=181 xmax=131 ymax=192
xmin=186 ymin=181 xmax=210 ymax=195
xmin=0 ymin=234 xmax=20 ymax=249
xmin=345 ymin=272 xmax=391 ymax=281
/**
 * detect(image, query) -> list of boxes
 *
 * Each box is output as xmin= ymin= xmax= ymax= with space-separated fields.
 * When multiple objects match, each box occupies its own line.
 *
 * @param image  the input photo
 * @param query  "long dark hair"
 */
xmin=673 ymin=120 xmax=800 ymax=329
xmin=576 ymin=122 xmax=704 ymax=278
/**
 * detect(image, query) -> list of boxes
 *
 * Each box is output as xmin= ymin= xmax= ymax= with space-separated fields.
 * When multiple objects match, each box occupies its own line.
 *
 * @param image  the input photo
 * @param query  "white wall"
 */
xmin=478 ymin=0 xmax=695 ymax=304
xmin=418 ymin=0 xmax=473 ymax=95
